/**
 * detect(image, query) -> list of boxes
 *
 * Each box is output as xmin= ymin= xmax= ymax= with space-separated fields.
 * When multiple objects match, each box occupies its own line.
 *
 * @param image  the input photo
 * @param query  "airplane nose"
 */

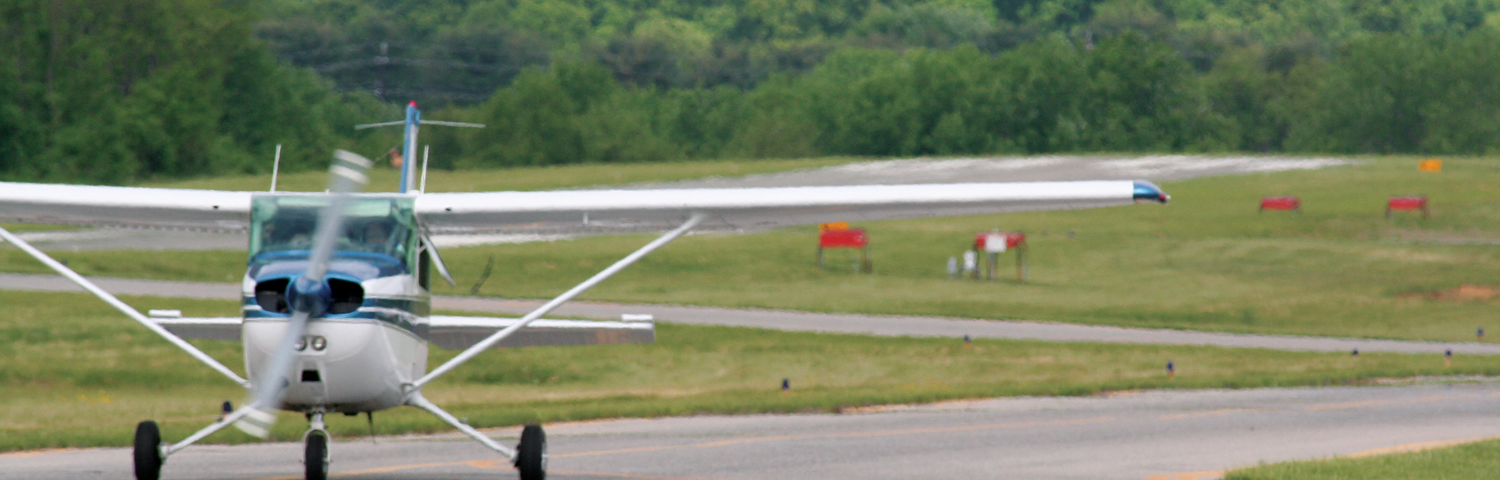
xmin=257 ymin=276 xmax=364 ymax=316
xmin=1133 ymin=181 xmax=1170 ymax=204
xmin=289 ymin=275 xmax=331 ymax=317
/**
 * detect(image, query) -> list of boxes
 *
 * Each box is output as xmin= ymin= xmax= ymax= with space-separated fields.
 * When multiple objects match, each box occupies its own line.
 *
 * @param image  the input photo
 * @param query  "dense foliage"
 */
xmin=253 ymin=0 xmax=1500 ymax=165
xmin=0 ymin=0 xmax=388 ymax=184
xmin=8 ymin=0 xmax=1500 ymax=182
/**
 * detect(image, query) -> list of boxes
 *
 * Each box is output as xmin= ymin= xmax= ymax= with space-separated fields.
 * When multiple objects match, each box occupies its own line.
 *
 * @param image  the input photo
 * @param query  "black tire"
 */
xmin=516 ymin=424 xmax=546 ymax=480
xmin=133 ymin=421 xmax=163 ymax=480
xmin=305 ymin=432 xmax=328 ymax=480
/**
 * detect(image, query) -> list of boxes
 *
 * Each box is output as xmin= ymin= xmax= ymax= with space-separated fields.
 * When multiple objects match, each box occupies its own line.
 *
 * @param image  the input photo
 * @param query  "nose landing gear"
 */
xmin=303 ymin=412 xmax=331 ymax=480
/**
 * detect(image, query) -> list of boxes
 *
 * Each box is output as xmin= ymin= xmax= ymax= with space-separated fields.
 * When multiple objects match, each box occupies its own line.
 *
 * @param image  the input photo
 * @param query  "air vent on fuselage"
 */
xmin=255 ymin=278 xmax=291 ymax=313
xmin=328 ymin=279 xmax=364 ymax=315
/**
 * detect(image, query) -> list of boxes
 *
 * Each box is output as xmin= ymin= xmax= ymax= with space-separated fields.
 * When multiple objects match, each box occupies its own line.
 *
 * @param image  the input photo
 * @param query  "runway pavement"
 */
xmin=623 ymin=154 xmax=1352 ymax=189
xmin=2 ymin=272 xmax=1495 ymax=356
xmin=4 ymin=381 xmax=1498 ymax=479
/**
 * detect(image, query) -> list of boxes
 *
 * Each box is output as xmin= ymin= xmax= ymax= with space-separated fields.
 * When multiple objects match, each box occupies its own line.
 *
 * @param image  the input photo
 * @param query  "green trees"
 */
xmin=1279 ymin=31 xmax=1500 ymax=155
xmin=0 ymin=0 xmax=379 ymax=184
xmin=15 ymin=0 xmax=1500 ymax=184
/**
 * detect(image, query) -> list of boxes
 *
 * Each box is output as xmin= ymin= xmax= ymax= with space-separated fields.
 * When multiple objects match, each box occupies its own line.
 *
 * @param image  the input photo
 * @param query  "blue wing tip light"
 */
xmin=1133 ymin=181 xmax=1170 ymax=204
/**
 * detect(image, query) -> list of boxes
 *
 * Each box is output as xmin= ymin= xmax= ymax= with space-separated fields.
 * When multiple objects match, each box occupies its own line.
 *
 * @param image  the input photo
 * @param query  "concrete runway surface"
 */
xmin=4 ymin=382 xmax=1499 ymax=480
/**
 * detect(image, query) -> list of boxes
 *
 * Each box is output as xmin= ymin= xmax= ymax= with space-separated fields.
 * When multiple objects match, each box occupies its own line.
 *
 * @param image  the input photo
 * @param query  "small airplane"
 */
xmin=0 ymin=102 xmax=1170 ymax=480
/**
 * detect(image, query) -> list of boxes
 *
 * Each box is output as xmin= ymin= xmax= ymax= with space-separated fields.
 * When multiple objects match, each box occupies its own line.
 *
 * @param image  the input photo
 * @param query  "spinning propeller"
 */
xmin=236 ymin=150 xmax=373 ymax=438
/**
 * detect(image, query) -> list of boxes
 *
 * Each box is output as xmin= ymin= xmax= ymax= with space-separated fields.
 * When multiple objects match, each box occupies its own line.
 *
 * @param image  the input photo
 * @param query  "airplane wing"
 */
xmin=416 ymin=180 xmax=1168 ymax=233
xmin=427 ymin=315 xmax=654 ymax=349
xmin=0 ymin=182 xmax=252 ymax=231
xmin=0 ymin=179 xmax=1166 ymax=233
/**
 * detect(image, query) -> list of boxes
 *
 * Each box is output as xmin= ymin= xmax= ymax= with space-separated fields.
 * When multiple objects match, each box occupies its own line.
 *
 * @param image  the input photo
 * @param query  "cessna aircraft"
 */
xmin=0 ymin=103 xmax=1170 ymax=480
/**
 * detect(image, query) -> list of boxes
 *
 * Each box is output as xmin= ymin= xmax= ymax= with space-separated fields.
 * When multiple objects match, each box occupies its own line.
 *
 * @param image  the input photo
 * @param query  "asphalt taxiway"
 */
xmin=4 ymin=382 xmax=1497 ymax=479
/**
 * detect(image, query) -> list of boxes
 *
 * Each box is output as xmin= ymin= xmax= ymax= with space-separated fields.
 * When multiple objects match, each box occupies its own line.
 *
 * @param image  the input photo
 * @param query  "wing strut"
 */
xmin=407 ymin=213 xmax=705 ymax=392
xmin=0 ymin=226 xmax=250 ymax=388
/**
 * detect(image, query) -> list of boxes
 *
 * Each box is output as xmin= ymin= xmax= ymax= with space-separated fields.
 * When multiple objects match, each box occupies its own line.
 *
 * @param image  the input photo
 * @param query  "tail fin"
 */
xmin=354 ymin=102 xmax=484 ymax=194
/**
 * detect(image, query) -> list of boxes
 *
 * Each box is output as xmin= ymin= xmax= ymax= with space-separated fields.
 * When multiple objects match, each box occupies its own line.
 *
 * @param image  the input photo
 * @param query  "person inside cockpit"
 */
xmin=360 ymin=221 xmax=391 ymax=253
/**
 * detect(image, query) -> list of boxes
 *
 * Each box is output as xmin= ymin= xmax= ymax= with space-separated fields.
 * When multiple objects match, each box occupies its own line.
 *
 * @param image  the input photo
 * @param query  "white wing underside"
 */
xmin=0 ymin=180 xmax=1152 ymax=233
xmin=150 ymin=316 xmax=654 ymax=349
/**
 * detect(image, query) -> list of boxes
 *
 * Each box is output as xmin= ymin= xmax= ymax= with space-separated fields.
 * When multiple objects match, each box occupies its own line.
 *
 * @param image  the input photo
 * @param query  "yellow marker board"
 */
xmin=1419 ymin=159 xmax=1442 ymax=172
xmin=819 ymin=221 xmax=849 ymax=232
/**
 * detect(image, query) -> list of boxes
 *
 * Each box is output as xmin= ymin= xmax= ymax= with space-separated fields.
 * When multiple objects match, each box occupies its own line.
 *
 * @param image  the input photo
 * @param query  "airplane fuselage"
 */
xmin=240 ymin=194 xmax=432 ymax=413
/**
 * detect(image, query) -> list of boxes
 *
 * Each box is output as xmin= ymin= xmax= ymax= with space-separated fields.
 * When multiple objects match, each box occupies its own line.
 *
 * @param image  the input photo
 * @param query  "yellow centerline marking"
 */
xmin=1301 ymin=394 xmax=1470 ymax=411
xmin=1143 ymin=470 xmax=1224 ymax=480
xmin=0 ymin=448 xmax=75 ymax=458
xmin=553 ymin=416 xmax=1116 ymax=458
xmin=1345 ymin=436 xmax=1498 ymax=458
xmin=1157 ymin=408 xmax=1263 ymax=421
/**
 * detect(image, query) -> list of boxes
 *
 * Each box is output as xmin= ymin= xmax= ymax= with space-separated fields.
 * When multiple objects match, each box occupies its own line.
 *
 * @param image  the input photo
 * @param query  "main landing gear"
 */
xmin=131 ymin=411 xmax=334 ymax=480
xmin=132 ymin=408 xmax=545 ymax=480
xmin=133 ymin=421 xmax=164 ymax=480
xmin=516 ymin=424 xmax=547 ymax=480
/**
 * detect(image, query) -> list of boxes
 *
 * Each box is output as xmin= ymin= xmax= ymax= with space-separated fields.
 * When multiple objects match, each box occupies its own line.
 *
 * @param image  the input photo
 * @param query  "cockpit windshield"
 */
xmin=248 ymin=195 xmax=419 ymax=267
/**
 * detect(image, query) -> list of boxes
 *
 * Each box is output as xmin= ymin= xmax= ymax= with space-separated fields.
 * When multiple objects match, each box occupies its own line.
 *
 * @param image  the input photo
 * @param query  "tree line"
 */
xmin=0 ymin=0 xmax=388 ymax=184
xmin=422 ymin=27 xmax=1500 ymax=168
xmin=7 ymin=0 xmax=1500 ymax=184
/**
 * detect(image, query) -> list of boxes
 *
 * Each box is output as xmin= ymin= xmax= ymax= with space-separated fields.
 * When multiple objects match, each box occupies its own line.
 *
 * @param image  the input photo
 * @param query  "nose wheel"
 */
xmin=304 ymin=413 xmax=330 ymax=480
xmin=515 ymin=424 xmax=546 ymax=480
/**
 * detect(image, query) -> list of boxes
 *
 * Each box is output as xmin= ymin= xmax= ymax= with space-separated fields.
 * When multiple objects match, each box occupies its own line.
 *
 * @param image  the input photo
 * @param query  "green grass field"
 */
xmin=2 ymin=289 xmax=1493 ymax=452
xmin=428 ymin=156 xmax=1500 ymax=342
xmin=10 ymin=156 xmax=1500 ymax=341
xmin=1224 ymin=437 xmax=1500 ymax=479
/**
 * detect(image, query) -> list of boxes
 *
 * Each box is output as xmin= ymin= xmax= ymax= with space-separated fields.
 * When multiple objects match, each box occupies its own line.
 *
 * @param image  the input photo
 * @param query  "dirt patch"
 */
xmin=1403 ymin=284 xmax=1500 ymax=302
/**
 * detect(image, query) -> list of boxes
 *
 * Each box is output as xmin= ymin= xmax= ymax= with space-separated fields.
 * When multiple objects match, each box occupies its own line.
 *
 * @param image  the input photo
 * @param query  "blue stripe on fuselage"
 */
xmin=243 ymin=296 xmax=429 ymax=339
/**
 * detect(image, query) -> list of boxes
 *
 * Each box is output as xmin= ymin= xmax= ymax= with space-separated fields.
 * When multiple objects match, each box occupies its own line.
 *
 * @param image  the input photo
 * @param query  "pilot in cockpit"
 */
xmin=360 ymin=221 xmax=392 ymax=253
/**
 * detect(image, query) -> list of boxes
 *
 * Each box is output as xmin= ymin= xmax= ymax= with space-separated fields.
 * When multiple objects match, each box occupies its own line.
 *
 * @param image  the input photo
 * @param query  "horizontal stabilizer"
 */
xmin=428 ymin=315 xmax=654 ymax=350
xmin=150 ymin=317 xmax=243 ymax=341
xmin=150 ymin=315 xmax=655 ymax=349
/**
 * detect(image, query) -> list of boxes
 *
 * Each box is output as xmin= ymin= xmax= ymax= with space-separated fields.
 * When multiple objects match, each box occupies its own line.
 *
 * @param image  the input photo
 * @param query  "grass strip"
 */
xmin=3 ymin=290 xmax=1496 ymax=451
xmin=1224 ymin=437 xmax=1500 ymax=479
